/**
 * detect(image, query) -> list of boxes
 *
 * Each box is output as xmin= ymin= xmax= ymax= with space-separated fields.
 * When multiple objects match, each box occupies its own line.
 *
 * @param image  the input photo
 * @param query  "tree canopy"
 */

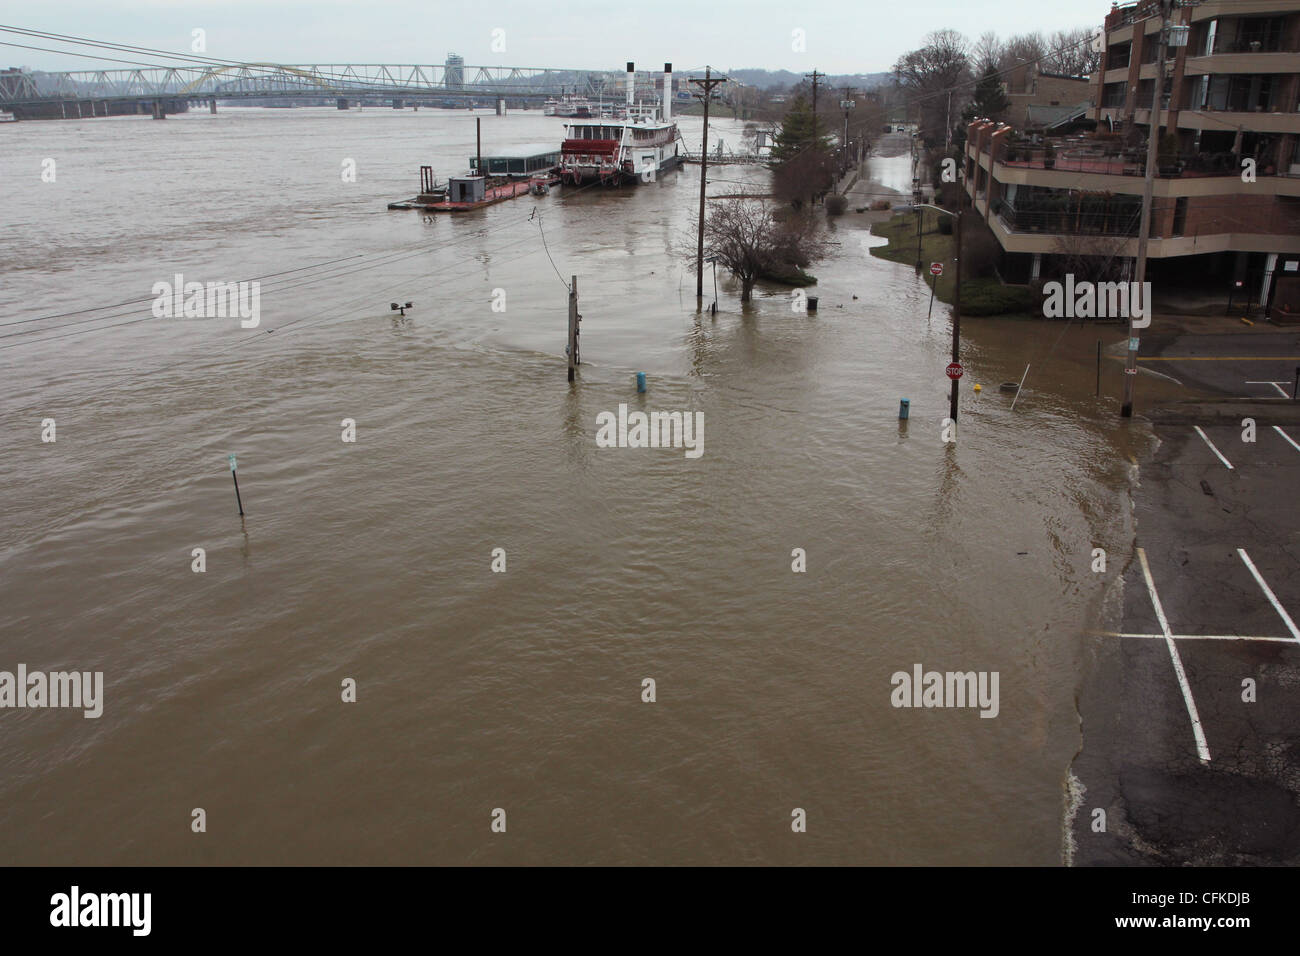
xmin=770 ymin=95 xmax=831 ymax=165
xmin=963 ymin=67 xmax=1011 ymax=125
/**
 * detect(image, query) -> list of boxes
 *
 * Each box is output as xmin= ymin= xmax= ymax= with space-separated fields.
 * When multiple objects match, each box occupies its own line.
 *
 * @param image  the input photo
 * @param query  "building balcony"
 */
xmin=996 ymin=144 xmax=1273 ymax=180
xmin=1174 ymin=109 xmax=1300 ymax=135
xmin=1184 ymin=51 xmax=1300 ymax=75
xmin=994 ymin=197 xmax=1143 ymax=238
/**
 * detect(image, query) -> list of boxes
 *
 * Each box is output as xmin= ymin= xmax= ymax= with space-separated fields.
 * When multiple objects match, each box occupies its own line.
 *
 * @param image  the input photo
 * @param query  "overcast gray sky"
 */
xmin=5 ymin=0 xmax=1105 ymax=75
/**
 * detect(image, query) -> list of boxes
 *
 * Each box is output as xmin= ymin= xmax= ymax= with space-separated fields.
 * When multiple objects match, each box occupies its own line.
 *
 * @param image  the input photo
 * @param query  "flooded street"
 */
xmin=1 ymin=106 xmax=1147 ymax=864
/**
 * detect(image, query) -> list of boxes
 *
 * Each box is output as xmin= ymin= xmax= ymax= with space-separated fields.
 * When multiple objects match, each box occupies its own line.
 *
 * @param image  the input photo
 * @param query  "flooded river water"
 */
xmin=0 ymin=106 xmax=1156 ymax=864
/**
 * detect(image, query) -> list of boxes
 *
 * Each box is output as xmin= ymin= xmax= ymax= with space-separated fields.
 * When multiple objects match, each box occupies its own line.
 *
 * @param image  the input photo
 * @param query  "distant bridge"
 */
xmin=0 ymin=63 xmax=664 ymax=108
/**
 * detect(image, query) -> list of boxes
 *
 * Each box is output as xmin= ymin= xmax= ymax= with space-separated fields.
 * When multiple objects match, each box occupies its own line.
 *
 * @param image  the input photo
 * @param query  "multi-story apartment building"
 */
xmin=963 ymin=0 xmax=1300 ymax=318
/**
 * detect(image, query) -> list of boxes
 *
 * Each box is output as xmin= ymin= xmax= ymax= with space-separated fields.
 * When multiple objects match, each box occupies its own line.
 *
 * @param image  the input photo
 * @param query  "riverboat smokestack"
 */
xmin=626 ymin=61 xmax=635 ymax=107
xmin=662 ymin=63 xmax=672 ymax=122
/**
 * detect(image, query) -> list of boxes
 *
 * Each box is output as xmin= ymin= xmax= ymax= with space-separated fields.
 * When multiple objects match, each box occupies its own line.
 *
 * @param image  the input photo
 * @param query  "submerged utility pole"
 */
xmin=567 ymin=275 xmax=580 ymax=382
xmin=952 ymin=200 xmax=963 ymax=426
xmin=691 ymin=67 xmax=726 ymax=301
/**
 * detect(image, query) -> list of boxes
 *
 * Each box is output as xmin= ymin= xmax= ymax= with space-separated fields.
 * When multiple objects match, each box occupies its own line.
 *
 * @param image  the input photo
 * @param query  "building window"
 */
xmin=1204 ymin=74 xmax=1277 ymax=112
xmin=1228 ymin=16 xmax=1287 ymax=54
xmin=1172 ymin=197 xmax=1188 ymax=237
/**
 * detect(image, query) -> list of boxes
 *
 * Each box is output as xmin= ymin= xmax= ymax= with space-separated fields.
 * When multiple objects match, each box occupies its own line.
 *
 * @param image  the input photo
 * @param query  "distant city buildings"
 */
xmin=445 ymin=53 xmax=464 ymax=91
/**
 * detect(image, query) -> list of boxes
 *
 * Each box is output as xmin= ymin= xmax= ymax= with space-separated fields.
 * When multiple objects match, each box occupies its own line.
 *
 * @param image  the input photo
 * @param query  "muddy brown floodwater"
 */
xmin=0 ymin=108 xmax=1167 ymax=864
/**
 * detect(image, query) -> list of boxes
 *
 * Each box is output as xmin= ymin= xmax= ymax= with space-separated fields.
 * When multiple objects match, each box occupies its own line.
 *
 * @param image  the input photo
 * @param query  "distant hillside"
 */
xmin=724 ymin=69 xmax=894 ymax=90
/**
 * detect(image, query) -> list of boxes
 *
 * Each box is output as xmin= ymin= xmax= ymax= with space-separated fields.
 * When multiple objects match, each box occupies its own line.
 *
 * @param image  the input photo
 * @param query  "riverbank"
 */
xmin=869 ymin=211 xmax=1039 ymax=318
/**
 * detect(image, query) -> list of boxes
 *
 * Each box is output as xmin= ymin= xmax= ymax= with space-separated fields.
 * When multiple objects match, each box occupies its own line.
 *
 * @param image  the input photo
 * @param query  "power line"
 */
xmin=532 ymin=209 xmax=571 ymax=292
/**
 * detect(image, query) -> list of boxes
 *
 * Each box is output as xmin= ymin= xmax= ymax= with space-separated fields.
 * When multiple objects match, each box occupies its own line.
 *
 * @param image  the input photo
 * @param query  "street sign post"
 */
xmin=927 ymin=263 xmax=944 ymax=319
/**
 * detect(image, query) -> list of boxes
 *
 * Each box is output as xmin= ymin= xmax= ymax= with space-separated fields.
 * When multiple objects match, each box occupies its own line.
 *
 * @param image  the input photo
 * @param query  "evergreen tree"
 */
xmin=962 ymin=67 xmax=1011 ymax=126
xmin=770 ymin=96 xmax=832 ymax=167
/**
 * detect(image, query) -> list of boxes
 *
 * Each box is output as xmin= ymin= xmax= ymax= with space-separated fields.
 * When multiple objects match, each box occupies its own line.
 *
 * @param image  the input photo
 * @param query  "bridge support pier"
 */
xmin=209 ymin=98 xmax=217 ymax=114
xmin=392 ymin=98 xmax=403 ymax=109
xmin=496 ymin=98 xmax=506 ymax=116
xmin=152 ymin=100 xmax=165 ymax=120
xmin=337 ymin=97 xmax=349 ymax=110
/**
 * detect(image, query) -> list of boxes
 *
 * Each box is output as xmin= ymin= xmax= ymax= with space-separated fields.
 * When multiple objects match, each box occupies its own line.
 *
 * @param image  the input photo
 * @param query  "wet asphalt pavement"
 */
xmin=1071 ymin=325 xmax=1300 ymax=865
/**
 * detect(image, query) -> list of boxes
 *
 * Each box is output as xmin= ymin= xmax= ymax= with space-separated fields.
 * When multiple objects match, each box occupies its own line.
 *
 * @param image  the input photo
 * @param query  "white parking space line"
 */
xmin=1138 ymin=548 xmax=1212 ymax=764
xmin=1246 ymin=380 xmax=1291 ymax=398
xmin=1112 ymin=632 xmax=1296 ymax=643
xmin=1193 ymin=426 xmax=1234 ymax=470
xmin=1238 ymin=548 xmax=1300 ymax=644
xmin=1273 ymin=426 xmax=1300 ymax=455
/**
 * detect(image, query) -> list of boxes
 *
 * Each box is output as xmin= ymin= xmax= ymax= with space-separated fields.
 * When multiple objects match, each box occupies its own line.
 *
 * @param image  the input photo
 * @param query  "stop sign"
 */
xmin=945 ymin=362 xmax=963 ymax=379
xmin=930 ymin=262 xmax=944 ymax=276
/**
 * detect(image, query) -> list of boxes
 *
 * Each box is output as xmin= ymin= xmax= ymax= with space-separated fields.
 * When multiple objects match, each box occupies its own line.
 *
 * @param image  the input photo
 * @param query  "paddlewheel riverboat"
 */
xmin=559 ymin=62 xmax=682 ymax=186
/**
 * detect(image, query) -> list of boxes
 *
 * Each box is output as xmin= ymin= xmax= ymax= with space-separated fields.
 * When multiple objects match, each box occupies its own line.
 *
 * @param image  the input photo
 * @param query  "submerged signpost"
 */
xmin=928 ymin=262 xmax=942 ymax=319
xmin=228 ymin=453 xmax=244 ymax=516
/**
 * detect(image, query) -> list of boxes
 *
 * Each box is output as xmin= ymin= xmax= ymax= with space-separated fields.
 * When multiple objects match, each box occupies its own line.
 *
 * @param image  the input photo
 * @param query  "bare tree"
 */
xmin=691 ymin=195 xmax=827 ymax=301
xmin=1041 ymin=27 xmax=1103 ymax=77
xmin=847 ymin=98 xmax=889 ymax=158
xmin=894 ymin=29 xmax=971 ymax=146
xmin=999 ymin=32 xmax=1047 ymax=93
xmin=1051 ymin=232 xmax=1131 ymax=287
xmin=972 ymin=32 xmax=1004 ymax=77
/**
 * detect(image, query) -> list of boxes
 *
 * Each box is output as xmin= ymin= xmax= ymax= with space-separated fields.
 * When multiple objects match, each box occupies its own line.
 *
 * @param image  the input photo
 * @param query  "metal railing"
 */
xmin=998 ymin=146 xmax=1144 ymax=176
xmin=996 ymin=195 xmax=1300 ymax=239
xmin=1206 ymin=32 xmax=1289 ymax=55
xmin=996 ymin=198 xmax=1144 ymax=237
xmin=995 ymin=144 xmax=1282 ymax=179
